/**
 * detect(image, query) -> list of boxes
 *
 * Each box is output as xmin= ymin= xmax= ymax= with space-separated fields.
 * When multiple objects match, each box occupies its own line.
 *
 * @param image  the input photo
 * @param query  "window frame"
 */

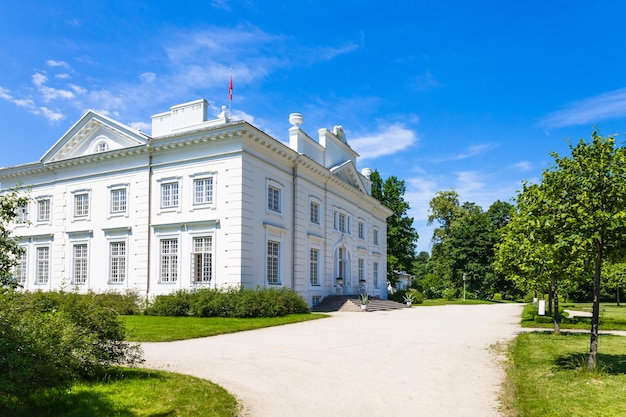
xmin=109 ymin=185 xmax=128 ymax=215
xmin=72 ymin=243 xmax=89 ymax=285
xmin=109 ymin=241 xmax=127 ymax=284
xmin=266 ymin=240 xmax=281 ymax=285
xmin=309 ymin=248 xmax=320 ymax=286
xmin=309 ymin=199 xmax=320 ymax=225
xmin=36 ymin=246 xmax=50 ymax=285
xmin=159 ymin=238 xmax=179 ymax=283
xmin=72 ymin=190 xmax=91 ymax=219
xmin=37 ymin=197 xmax=52 ymax=223
xmin=193 ymin=177 xmax=214 ymax=206
xmin=160 ymin=181 xmax=180 ymax=209
xmin=191 ymin=236 xmax=213 ymax=283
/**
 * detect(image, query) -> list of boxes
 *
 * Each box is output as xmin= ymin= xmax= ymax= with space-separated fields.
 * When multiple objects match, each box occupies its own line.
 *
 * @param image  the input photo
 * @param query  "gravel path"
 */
xmin=142 ymin=303 xmax=523 ymax=417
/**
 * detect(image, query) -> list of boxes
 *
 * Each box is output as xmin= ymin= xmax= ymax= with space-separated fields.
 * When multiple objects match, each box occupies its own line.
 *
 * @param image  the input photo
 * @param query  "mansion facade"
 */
xmin=0 ymin=99 xmax=392 ymax=306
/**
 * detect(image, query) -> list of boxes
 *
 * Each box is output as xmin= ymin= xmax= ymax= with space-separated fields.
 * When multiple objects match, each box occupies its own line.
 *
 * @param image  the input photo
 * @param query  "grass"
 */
xmin=12 ymin=368 xmax=238 ymax=417
xmin=521 ymin=303 xmax=626 ymax=331
xmin=503 ymin=332 xmax=626 ymax=417
xmin=123 ymin=313 xmax=328 ymax=342
xmin=415 ymin=298 xmax=515 ymax=306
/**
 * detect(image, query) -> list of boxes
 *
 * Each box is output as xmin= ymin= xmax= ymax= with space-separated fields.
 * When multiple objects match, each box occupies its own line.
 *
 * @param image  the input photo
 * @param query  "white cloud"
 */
xmin=540 ymin=88 xmax=626 ymax=128
xmin=129 ymin=121 xmax=151 ymax=132
xmin=69 ymin=84 xmax=87 ymax=95
xmin=55 ymin=73 xmax=72 ymax=79
xmin=46 ymin=60 xmax=69 ymax=68
xmin=435 ymin=143 xmax=499 ymax=162
xmin=0 ymin=86 xmax=13 ymax=100
xmin=350 ymin=124 xmax=418 ymax=160
xmin=211 ymin=0 xmax=230 ymax=10
xmin=38 ymin=106 xmax=64 ymax=122
xmin=140 ymin=72 xmax=156 ymax=83
xmin=32 ymin=73 xmax=48 ymax=87
xmin=412 ymin=71 xmax=441 ymax=91
xmin=512 ymin=161 xmax=532 ymax=170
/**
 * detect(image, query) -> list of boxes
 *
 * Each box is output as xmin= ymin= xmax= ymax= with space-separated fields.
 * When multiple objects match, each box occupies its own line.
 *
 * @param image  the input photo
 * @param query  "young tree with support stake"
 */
xmin=498 ymin=130 xmax=626 ymax=370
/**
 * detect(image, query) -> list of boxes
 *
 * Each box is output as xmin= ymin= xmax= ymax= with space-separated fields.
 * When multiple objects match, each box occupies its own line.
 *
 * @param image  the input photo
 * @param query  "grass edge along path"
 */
xmin=502 ymin=332 xmax=626 ymax=417
xmin=16 ymin=368 xmax=239 ymax=417
xmin=124 ymin=313 xmax=328 ymax=342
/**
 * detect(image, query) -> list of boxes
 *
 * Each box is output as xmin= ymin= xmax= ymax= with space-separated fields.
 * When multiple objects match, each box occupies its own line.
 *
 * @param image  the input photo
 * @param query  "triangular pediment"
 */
xmin=330 ymin=161 xmax=367 ymax=193
xmin=41 ymin=110 xmax=150 ymax=163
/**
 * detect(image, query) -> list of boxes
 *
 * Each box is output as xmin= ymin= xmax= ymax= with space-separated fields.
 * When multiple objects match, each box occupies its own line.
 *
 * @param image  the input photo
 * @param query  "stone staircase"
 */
xmin=311 ymin=295 xmax=409 ymax=313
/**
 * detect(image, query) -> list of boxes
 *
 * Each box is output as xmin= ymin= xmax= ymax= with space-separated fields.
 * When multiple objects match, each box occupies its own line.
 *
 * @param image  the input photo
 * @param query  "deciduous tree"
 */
xmin=0 ymin=188 xmax=28 ymax=289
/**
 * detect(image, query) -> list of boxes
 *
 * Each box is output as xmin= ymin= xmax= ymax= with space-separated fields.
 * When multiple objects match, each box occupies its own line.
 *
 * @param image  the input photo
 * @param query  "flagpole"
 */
xmin=228 ymin=67 xmax=233 ymax=118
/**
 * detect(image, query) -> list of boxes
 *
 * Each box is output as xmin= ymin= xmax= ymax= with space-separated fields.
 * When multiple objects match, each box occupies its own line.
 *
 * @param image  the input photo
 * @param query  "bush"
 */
xmin=442 ymin=287 xmax=457 ymax=301
xmin=0 ymin=290 xmax=142 ymax=413
xmin=407 ymin=289 xmax=424 ymax=304
xmin=145 ymin=290 xmax=192 ymax=316
xmin=493 ymin=293 xmax=503 ymax=301
xmin=388 ymin=289 xmax=407 ymax=303
xmin=147 ymin=287 xmax=309 ymax=318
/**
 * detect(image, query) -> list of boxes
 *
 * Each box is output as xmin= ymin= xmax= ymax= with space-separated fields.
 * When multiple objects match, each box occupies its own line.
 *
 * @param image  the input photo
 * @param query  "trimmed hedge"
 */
xmin=145 ymin=287 xmax=310 ymax=318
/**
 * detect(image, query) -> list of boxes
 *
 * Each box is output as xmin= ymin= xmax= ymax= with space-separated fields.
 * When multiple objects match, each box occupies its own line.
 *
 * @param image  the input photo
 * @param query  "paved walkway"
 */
xmin=142 ymin=303 xmax=524 ymax=417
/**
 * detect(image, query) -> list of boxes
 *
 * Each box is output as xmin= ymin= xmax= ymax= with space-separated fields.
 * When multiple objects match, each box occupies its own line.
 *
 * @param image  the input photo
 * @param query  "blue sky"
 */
xmin=2 ymin=1 xmax=626 ymax=253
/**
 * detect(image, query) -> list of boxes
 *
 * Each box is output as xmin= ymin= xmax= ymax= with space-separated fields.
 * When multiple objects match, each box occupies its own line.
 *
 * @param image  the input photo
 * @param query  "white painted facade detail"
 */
xmin=0 ymin=100 xmax=392 ymax=305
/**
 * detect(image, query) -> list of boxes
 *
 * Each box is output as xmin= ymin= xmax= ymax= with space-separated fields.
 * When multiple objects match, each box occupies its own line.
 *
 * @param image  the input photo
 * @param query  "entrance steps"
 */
xmin=311 ymin=295 xmax=409 ymax=313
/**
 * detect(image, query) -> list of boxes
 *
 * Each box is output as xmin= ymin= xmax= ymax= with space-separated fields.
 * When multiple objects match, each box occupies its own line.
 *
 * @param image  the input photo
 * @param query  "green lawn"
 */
xmin=415 ymin=298 xmax=515 ymax=306
xmin=521 ymin=303 xmax=626 ymax=331
xmin=504 ymin=332 xmax=626 ymax=417
xmin=123 ymin=313 xmax=328 ymax=342
xmin=16 ymin=368 xmax=238 ymax=417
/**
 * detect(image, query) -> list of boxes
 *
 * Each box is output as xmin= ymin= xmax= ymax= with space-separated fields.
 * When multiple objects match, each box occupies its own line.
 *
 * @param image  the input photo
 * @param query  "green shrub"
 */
xmin=0 ymin=290 xmax=142 ymax=413
xmin=407 ymin=289 xmax=424 ymax=304
xmin=145 ymin=290 xmax=192 ymax=316
xmin=148 ymin=287 xmax=309 ymax=318
xmin=493 ymin=292 xmax=503 ymax=301
xmin=95 ymin=290 xmax=141 ymax=315
xmin=442 ymin=287 xmax=457 ymax=300
xmin=388 ymin=289 xmax=407 ymax=303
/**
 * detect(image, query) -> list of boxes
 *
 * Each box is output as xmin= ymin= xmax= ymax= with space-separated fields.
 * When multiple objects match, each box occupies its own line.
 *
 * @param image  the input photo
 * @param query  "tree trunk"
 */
xmin=617 ymin=287 xmax=621 ymax=307
xmin=553 ymin=277 xmax=560 ymax=335
xmin=588 ymin=241 xmax=603 ymax=371
xmin=547 ymin=286 xmax=553 ymax=316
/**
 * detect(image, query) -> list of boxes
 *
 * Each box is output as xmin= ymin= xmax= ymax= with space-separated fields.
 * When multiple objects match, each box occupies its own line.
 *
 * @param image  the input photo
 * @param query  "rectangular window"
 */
xmin=358 ymin=221 xmax=365 ymax=239
xmin=373 ymin=262 xmax=379 ymax=289
xmin=310 ymin=201 xmax=320 ymax=224
xmin=374 ymin=229 xmax=379 ymax=245
xmin=74 ymin=193 xmax=89 ymax=217
xmin=16 ymin=203 xmax=28 ymax=223
xmin=160 ymin=239 xmax=178 ymax=282
xmin=13 ymin=248 xmax=27 ymax=285
xmin=110 ymin=242 xmax=126 ymax=283
xmin=358 ymin=258 xmax=365 ymax=281
xmin=194 ymin=178 xmax=214 ymax=205
xmin=36 ymin=247 xmax=49 ymax=284
xmin=111 ymin=189 xmax=127 ymax=213
xmin=310 ymin=248 xmax=319 ymax=286
xmin=38 ymin=199 xmax=51 ymax=222
xmin=338 ymin=213 xmax=346 ymax=232
xmin=268 ymin=185 xmax=281 ymax=212
xmin=312 ymin=295 xmax=322 ymax=307
xmin=267 ymin=240 xmax=280 ymax=284
xmin=73 ymin=244 xmax=88 ymax=285
xmin=192 ymin=236 xmax=213 ymax=282
xmin=161 ymin=183 xmax=179 ymax=208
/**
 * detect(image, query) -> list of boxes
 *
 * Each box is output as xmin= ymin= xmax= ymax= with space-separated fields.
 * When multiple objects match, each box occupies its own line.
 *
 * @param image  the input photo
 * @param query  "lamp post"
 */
xmin=463 ymin=273 xmax=467 ymax=301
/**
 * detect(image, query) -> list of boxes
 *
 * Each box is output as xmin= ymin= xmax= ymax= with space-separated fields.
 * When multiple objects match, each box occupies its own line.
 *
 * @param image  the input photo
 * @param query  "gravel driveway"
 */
xmin=142 ymin=303 xmax=523 ymax=417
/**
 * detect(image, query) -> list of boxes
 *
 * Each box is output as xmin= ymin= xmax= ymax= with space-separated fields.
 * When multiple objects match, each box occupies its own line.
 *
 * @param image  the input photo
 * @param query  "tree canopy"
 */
xmin=0 ymin=188 xmax=28 ymax=289
xmin=370 ymin=170 xmax=419 ymax=283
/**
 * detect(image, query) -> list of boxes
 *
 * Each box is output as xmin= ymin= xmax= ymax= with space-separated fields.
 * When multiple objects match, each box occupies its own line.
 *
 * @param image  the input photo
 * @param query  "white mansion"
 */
xmin=0 ymin=99 xmax=392 ymax=306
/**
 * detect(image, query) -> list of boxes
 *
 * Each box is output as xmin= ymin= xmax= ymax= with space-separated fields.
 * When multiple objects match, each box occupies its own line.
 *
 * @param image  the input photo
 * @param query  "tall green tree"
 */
xmin=0 ymin=188 xmax=28 ymax=289
xmin=498 ymin=131 xmax=626 ymax=369
xmin=370 ymin=170 xmax=419 ymax=283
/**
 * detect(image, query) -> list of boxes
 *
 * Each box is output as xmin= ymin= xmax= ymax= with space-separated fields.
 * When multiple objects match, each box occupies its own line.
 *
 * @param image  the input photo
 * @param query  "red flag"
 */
xmin=228 ymin=74 xmax=233 ymax=101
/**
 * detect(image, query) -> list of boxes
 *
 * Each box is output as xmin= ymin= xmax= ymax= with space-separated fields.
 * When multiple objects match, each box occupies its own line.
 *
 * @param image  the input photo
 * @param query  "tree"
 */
xmin=428 ymin=190 xmax=514 ymax=299
xmin=603 ymin=262 xmax=626 ymax=306
xmin=495 ymin=182 xmax=584 ymax=334
xmin=0 ymin=188 xmax=28 ymax=289
xmin=498 ymin=131 xmax=626 ymax=369
xmin=370 ymin=171 xmax=419 ymax=284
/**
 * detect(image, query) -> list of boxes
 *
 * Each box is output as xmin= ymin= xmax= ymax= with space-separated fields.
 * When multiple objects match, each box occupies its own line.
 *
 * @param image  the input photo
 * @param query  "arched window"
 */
xmin=97 ymin=141 xmax=109 ymax=152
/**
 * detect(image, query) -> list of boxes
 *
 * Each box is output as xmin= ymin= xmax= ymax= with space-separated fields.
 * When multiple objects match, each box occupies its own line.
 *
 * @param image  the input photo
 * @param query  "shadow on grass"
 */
xmin=9 ymin=368 xmax=172 ymax=417
xmin=555 ymin=352 xmax=626 ymax=375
